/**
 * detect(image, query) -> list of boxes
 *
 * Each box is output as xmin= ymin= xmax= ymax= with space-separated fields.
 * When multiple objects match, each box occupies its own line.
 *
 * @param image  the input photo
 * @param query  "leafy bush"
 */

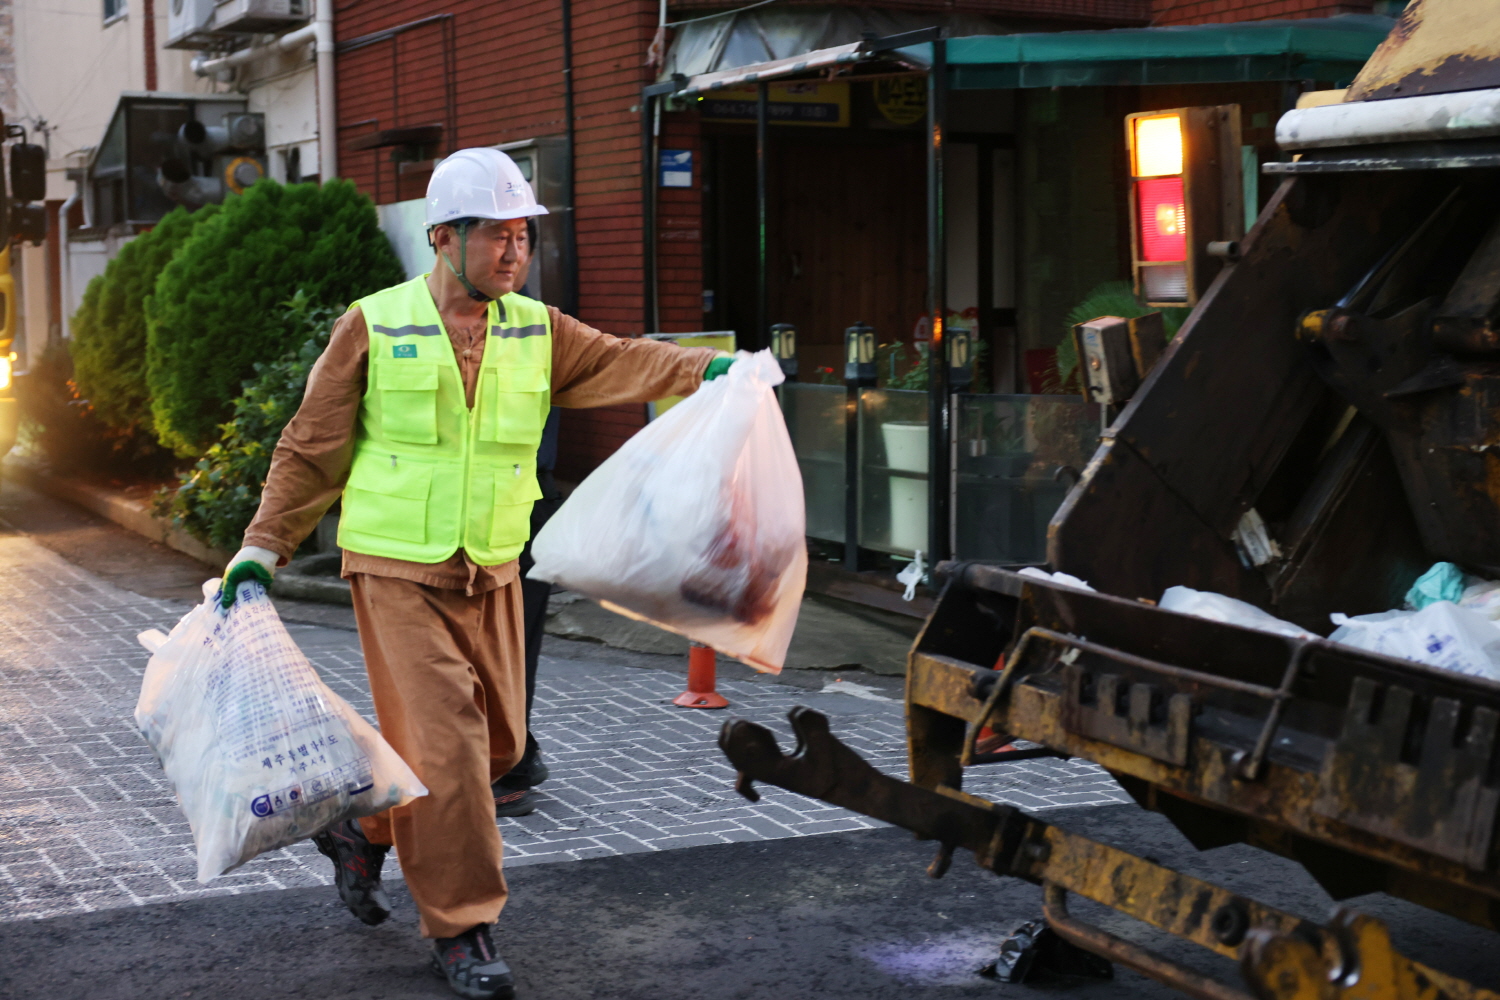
xmin=157 ymin=293 xmax=342 ymax=551
xmin=1055 ymin=281 xmax=1187 ymax=390
xmin=70 ymin=204 xmax=217 ymax=437
xmin=13 ymin=341 xmax=177 ymax=480
xmin=146 ymin=179 xmax=402 ymax=456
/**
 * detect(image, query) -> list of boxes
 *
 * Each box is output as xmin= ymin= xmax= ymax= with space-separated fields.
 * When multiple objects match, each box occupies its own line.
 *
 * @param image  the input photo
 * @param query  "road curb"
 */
xmin=274 ymin=552 xmax=353 ymax=605
xmin=2 ymin=456 xmax=233 ymax=570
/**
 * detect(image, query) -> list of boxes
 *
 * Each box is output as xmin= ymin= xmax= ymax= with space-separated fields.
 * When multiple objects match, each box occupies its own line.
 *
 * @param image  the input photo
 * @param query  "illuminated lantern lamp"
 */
xmin=1126 ymin=107 xmax=1243 ymax=309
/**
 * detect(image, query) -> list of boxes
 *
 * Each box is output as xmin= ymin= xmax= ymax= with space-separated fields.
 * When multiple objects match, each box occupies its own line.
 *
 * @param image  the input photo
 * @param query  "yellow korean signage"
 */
xmin=699 ymin=81 xmax=849 ymax=128
xmin=645 ymin=332 xmax=737 ymax=419
xmin=875 ymin=77 xmax=926 ymax=125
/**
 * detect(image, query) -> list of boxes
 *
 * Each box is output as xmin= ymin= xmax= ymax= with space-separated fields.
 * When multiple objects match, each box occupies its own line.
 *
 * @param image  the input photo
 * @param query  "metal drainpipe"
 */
xmin=191 ymin=24 xmax=316 ymax=74
xmin=560 ymin=0 xmax=578 ymax=317
xmin=143 ymin=0 xmax=158 ymax=91
xmin=315 ymin=0 xmax=337 ymax=180
xmin=57 ymin=190 xmax=78 ymax=341
xmin=640 ymin=93 xmax=657 ymax=334
xmin=926 ymin=36 xmax=951 ymax=566
xmin=756 ymin=81 xmax=768 ymax=353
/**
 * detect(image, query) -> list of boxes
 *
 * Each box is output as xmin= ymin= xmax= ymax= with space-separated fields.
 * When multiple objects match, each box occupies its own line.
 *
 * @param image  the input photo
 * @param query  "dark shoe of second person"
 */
xmin=502 ymin=738 xmax=549 ymax=788
xmin=312 ymin=818 xmax=392 ymax=926
xmin=492 ymin=785 xmax=536 ymax=818
xmin=431 ymin=923 xmax=516 ymax=999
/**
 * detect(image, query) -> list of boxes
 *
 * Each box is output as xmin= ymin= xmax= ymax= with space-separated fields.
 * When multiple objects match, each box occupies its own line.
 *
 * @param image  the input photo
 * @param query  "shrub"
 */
xmin=157 ymin=293 xmax=342 ymax=551
xmin=13 ymin=341 xmax=177 ymax=480
xmin=70 ymin=204 xmax=217 ymax=437
xmin=146 ymin=179 xmax=403 ymax=456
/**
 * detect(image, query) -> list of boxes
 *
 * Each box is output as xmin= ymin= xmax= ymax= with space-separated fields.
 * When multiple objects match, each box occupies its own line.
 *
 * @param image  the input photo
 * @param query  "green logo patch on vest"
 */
xmin=393 ymin=344 xmax=418 ymax=358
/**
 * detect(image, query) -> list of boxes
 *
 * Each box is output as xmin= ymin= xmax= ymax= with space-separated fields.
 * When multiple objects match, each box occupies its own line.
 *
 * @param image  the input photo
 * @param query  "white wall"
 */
xmin=61 ymin=233 xmax=133 ymax=339
xmin=378 ymin=199 xmax=433 ymax=281
xmin=241 ymin=47 xmax=318 ymax=181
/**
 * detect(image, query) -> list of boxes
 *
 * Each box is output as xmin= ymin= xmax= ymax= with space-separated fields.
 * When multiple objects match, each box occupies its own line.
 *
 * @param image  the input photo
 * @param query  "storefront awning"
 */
xmin=657 ymin=15 xmax=1392 ymax=97
xmin=906 ymin=15 xmax=1392 ymax=88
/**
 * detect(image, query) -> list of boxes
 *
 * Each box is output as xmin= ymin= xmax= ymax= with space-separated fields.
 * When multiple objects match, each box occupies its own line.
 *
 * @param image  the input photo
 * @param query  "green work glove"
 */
xmin=704 ymin=355 xmax=734 ymax=381
xmin=221 ymin=546 xmax=278 ymax=610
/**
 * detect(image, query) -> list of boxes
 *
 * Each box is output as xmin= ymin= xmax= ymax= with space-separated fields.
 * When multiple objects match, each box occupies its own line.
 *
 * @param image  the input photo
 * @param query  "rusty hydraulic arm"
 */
xmin=721 ymin=708 xmax=1498 ymax=1000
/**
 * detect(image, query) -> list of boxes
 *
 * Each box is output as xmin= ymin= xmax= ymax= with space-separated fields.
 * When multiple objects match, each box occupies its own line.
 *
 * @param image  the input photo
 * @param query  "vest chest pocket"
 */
xmin=379 ymin=364 xmax=440 ymax=444
xmin=343 ymin=459 xmax=433 ymax=543
xmin=478 ymin=367 xmax=549 ymax=445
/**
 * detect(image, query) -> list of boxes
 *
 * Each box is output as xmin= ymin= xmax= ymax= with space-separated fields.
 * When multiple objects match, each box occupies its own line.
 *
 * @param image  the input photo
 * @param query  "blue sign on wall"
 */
xmin=659 ymin=149 xmax=692 ymax=188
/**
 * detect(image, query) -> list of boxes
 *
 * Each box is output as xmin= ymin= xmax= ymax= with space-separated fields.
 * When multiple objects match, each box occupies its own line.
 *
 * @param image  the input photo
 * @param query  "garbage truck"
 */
xmin=721 ymin=3 xmax=1500 ymax=997
xmin=0 ymin=246 xmax=19 ymax=466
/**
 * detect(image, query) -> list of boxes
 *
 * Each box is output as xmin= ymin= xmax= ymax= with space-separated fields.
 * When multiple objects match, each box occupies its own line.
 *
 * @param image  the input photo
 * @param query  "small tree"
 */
xmin=71 ymin=204 xmax=217 ymax=437
xmin=146 ymin=179 xmax=403 ymax=456
xmin=157 ymin=293 xmax=343 ymax=551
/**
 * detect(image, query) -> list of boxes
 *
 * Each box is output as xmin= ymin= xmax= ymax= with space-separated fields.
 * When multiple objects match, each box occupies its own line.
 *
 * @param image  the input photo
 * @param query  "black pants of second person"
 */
xmin=514 ymin=493 xmax=563 ymax=765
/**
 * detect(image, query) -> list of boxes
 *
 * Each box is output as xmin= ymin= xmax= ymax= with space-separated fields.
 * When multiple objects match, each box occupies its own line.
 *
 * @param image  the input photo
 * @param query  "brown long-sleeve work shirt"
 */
xmin=242 ymin=303 xmax=715 ymax=593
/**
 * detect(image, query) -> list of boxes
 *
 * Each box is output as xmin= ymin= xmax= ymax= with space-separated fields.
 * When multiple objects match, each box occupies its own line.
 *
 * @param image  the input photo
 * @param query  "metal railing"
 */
xmin=781 ymin=384 xmax=1099 ymax=565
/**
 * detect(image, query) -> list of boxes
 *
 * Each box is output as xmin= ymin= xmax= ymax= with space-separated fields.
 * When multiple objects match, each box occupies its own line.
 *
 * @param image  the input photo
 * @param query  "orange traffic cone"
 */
xmin=673 ymin=642 xmax=729 ymax=709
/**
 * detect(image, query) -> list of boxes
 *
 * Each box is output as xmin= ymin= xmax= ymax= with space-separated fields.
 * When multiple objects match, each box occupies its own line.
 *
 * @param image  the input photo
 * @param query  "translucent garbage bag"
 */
xmin=1461 ymin=579 xmax=1500 ymax=621
xmin=1018 ymin=567 xmax=1095 ymax=592
xmin=135 ymin=578 xmax=426 ymax=883
xmin=528 ymin=349 xmax=806 ymax=673
xmin=1329 ymin=601 xmax=1500 ymax=682
xmin=1159 ymin=585 xmax=1317 ymax=640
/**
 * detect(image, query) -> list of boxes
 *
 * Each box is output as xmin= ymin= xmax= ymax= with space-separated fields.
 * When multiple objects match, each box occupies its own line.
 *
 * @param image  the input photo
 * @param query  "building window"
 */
xmin=103 ymin=0 xmax=126 ymax=24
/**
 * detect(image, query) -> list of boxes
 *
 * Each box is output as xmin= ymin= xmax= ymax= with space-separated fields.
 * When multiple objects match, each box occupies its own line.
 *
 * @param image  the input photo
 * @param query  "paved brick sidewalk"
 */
xmin=0 ymin=531 xmax=1127 ymax=924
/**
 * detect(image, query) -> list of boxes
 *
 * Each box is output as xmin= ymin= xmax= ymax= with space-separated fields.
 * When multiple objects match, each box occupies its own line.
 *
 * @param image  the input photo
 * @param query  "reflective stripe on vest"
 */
xmin=337 ymin=275 xmax=552 ymax=565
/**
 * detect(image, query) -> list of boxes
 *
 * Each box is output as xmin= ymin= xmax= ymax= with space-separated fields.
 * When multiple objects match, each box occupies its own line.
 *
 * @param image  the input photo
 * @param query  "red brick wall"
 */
xmin=656 ymin=113 xmax=705 ymax=334
xmin=1150 ymin=0 xmax=1373 ymax=24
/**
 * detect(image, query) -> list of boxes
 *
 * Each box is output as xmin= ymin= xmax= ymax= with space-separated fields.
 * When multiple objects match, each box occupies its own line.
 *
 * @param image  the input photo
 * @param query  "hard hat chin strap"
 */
xmin=440 ymin=220 xmax=493 ymax=303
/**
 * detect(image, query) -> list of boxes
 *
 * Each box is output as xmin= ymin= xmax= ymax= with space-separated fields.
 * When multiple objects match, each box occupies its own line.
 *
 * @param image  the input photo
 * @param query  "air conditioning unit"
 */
xmin=165 ymin=0 xmax=223 ymax=49
xmin=211 ymin=0 xmax=310 ymax=34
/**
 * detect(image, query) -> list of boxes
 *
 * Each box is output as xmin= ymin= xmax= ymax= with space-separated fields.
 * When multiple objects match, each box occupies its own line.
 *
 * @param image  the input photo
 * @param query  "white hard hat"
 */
xmin=425 ymin=148 xmax=549 ymax=227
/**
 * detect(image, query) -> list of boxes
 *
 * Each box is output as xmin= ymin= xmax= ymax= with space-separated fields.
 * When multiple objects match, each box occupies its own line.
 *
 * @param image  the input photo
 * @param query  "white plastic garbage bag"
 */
xmin=1459 ymin=579 xmax=1500 ymax=621
xmin=528 ymin=349 xmax=806 ymax=673
xmin=1018 ymin=567 xmax=1096 ymax=592
xmin=1329 ymin=601 xmax=1500 ymax=681
xmin=136 ymin=578 xmax=426 ymax=883
xmin=1159 ymin=585 xmax=1317 ymax=640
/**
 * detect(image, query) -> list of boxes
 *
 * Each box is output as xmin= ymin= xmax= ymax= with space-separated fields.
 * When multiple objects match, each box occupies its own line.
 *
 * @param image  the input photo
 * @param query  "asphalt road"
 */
xmin=4 ymin=804 xmax=1497 ymax=1000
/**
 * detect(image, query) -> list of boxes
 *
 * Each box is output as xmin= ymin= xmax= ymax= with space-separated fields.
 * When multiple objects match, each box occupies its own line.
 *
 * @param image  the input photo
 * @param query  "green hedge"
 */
xmin=71 ymin=204 xmax=217 ymax=436
xmin=157 ymin=293 xmax=343 ymax=551
xmin=146 ymin=179 xmax=403 ymax=456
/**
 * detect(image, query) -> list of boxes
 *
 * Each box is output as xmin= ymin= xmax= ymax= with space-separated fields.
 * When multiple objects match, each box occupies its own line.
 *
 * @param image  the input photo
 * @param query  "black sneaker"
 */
xmin=312 ymin=818 xmax=392 ymax=926
xmin=492 ymin=786 xmax=536 ymax=818
xmin=430 ymin=923 xmax=516 ymax=999
xmin=501 ymin=738 xmax=549 ymax=789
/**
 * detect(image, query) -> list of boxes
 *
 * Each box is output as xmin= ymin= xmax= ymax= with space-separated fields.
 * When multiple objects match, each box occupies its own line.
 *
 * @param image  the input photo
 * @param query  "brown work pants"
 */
xmin=350 ymin=573 xmax=527 ymax=939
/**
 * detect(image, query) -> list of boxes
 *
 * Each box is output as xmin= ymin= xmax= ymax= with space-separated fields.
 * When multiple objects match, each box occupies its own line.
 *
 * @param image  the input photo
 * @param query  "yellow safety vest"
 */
xmin=336 ymin=275 xmax=552 ymax=565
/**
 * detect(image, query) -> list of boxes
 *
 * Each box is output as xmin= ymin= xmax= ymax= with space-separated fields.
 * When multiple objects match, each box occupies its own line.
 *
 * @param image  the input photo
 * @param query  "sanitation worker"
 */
xmin=220 ymin=147 xmax=732 ymax=1000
